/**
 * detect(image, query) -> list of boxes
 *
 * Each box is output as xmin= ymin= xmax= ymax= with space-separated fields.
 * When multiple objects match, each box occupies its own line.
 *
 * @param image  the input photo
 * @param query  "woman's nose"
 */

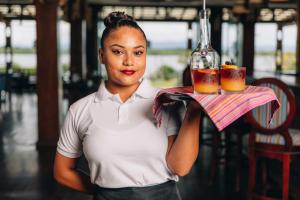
xmin=123 ymin=53 xmax=133 ymax=66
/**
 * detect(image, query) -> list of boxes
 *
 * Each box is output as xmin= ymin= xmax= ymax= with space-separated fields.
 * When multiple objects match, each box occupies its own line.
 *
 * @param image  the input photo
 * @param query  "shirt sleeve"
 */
xmin=162 ymin=102 xmax=184 ymax=136
xmin=57 ymin=108 xmax=83 ymax=158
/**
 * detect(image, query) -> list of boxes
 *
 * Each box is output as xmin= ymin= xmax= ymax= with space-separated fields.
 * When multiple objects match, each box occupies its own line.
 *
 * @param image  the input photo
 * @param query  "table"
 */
xmin=153 ymin=86 xmax=280 ymax=131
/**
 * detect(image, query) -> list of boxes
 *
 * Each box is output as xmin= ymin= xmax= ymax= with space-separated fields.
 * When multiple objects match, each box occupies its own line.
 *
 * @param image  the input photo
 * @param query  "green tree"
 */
xmin=151 ymin=65 xmax=177 ymax=81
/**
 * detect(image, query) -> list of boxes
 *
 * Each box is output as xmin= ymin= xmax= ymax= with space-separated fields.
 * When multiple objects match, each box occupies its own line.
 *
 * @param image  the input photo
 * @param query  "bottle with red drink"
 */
xmin=190 ymin=9 xmax=220 ymax=94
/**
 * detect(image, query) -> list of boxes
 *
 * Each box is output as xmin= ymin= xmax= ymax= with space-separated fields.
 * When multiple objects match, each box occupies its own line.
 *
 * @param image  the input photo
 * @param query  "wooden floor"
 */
xmin=0 ymin=93 xmax=264 ymax=200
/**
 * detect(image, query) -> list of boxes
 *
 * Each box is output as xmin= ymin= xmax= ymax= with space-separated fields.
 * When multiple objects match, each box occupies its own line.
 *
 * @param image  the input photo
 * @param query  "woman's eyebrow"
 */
xmin=110 ymin=44 xmax=125 ymax=48
xmin=110 ymin=44 xmax=145 ymax=49
xmin=134 ymin=45 xmax=145 ymax=49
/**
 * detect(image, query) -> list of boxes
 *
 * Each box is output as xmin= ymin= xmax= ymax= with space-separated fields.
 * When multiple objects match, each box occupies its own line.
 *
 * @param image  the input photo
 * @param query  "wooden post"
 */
xmin=275 ymin=24 xmax=283 ymax=73
xmin=67 ymin=0 xmax=87 ymax=105
xmin=71 ymin=20 xmax=86 ymax=81
xmin=35 ymin=0 xmax=60 ymax=147
xmin=4 ymin=20 xmax=13 ymax=105
xmin=241 ymin=14 xmax=255 ymax=76
xmin=86 ymin=6 xmax=99 ymax=80
xmin=210 ymin=7 xmax=222 ymax=57
xmin=187 ymin=21 xmax=193 ymax=50
xmin=70 ymin=0 xmax=86 ymax=81
xmin=296 ymin=0 xmax=300 ymax=75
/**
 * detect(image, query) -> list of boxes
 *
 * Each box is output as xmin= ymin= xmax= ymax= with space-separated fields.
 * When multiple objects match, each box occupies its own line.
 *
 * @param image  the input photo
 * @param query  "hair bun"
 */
xmin=104 ymin=11 xmax=135 ymax=28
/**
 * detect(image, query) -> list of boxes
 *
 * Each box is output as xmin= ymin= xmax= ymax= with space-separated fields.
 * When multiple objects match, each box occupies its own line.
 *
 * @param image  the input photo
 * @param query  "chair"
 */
xmin=246 ymin=77 xmax=300 ymax=200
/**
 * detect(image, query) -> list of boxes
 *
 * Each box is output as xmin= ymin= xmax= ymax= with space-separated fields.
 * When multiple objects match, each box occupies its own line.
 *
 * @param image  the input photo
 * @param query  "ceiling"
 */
xmin=0 ymin=0 xmax=297 ymax=22
xmin=88 ymin=0 xmax=297 ymax=8
xmin=0 ymin=0 xmax=33 ymax=5
xmin=88 ymin=0 xmax=232 ymax=7
xmin=0 ymin=0 xmax=297 ymax=8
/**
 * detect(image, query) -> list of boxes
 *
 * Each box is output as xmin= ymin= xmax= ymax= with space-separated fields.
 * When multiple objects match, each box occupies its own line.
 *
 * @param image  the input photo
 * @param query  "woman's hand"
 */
xmin=186 ymin=100 xmax=202 ymax=117
xmin=166 ymin=100 xmax=201 ymax=176
xmin=54 ymin=153 xmax=95 ymax=194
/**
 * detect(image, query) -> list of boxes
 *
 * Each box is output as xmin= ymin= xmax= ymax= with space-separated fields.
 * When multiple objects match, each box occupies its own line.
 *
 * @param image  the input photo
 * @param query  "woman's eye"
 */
xmin=112 ymin=50 xmax=123 ymax=55
xmin=134 ymin=51 xmax=144 ymax=56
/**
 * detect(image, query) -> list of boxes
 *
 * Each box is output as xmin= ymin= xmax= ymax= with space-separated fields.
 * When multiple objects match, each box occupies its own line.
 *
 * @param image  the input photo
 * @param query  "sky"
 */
xmin=0 ymin=20 xmax=297 ymax=51
xmin=0 ymin=21 xmax=190 ymax=49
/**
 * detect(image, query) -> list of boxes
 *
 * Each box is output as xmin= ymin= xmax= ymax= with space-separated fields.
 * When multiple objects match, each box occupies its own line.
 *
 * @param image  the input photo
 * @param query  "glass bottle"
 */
xmin=190 ymin=9 xmax=220 ymax=94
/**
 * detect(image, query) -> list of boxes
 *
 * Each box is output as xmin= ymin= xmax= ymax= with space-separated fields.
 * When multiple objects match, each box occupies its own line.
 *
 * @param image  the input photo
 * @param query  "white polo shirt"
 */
xmin=57 ymin=79 xmax=180 ymax=188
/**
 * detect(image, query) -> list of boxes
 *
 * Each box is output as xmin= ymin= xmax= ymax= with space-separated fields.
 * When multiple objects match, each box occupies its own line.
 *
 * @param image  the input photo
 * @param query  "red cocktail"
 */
xmin=221 ymin=66 xmax=246 ymax=92
xmin=192 ymin=69 xmax=219 ymax=94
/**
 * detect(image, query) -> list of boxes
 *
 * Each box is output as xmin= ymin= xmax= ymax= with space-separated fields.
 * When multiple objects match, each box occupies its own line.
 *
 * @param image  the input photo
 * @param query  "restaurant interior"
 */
xmin=0 ymin=0 xmax=300 ymax=199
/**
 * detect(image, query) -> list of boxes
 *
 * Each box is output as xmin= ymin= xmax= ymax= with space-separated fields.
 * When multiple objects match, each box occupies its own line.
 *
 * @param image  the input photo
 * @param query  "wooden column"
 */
xmin=187 ymin=21 xmax=193 ymax=50
xmin=67 ymin=0 xmax=87 ymax=105
xmin=86 ymin=6 xmax=99 ymax=80
xmin=275 ymin=24 xmax=283 ymax=73
xmin=241 ymin=15 xmax=255 ymax=76
xmin=4 ymin=20 xmax=13 ymax=102
xmin=70 ymin=0 xmax=86 ymax=81
xmin=296 ymin=0 xmax=300 ymax=75
xmin=35 ymin=0 xmax=60 ymax=146
xmin=70 ymin=20 xmax=86 ymax=82
xmin=210 ymin=7 xmax=222 ymax=57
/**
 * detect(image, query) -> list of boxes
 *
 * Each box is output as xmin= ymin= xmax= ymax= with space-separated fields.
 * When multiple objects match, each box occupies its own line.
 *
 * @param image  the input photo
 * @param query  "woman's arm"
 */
xmin=166 ymin=101 xmax=201 ymax=176
xmin=54 ymin=152 xmax=94 ymax=194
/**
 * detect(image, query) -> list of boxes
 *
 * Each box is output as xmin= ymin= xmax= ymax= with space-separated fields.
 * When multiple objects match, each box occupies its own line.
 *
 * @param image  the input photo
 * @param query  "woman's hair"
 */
xmin=100 ymin=11 xmax=147 ymax=48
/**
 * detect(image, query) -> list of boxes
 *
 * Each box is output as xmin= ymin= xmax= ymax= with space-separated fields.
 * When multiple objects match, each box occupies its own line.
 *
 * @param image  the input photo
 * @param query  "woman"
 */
xmin=54 ymin=11 xmax=201 ymax=200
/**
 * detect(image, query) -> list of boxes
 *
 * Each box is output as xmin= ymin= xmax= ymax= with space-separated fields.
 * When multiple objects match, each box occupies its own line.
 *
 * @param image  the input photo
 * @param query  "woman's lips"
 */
xmin=121 ymin=70 xmax=135 ymax=75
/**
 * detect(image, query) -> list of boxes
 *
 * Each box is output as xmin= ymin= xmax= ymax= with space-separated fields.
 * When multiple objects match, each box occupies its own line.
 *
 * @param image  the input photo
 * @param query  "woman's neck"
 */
xmin=105 ymin=80 xmax=140 ymax=103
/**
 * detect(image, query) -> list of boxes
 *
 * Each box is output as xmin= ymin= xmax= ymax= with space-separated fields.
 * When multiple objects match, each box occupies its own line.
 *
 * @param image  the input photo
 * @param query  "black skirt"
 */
xmin=93 ymin=181 xmax=182 ymax=200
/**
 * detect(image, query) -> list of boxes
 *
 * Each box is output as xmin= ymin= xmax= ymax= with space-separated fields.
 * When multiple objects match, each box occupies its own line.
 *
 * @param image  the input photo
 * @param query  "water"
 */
xmin=0 ymin=53 xmax=276 ymax=74
xmin=0 ymin=54 xmax=69 ymax=69
xmin=146 ymin=55 xmax=186 ymax=76
xmin=254 ymin=56 xmax=276 ymax=72
xmin=0 ymin=54 xmax=186 ymax=76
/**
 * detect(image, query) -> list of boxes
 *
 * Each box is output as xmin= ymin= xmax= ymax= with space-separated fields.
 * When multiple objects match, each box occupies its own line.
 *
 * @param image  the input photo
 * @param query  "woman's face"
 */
xmin=99 ymin=26 xmax=147 ymax=87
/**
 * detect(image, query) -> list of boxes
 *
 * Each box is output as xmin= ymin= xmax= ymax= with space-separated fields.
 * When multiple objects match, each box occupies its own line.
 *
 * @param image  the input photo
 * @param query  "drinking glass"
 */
xmin=191 ymin=68 xmax=219 ymax=94
xmin=220 ymin=66 xmax=246 ymax=93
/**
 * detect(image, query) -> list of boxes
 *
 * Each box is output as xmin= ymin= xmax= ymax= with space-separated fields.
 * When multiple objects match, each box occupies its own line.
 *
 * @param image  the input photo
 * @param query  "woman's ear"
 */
xmin=98 ymin=48 xmax=104 ymax=64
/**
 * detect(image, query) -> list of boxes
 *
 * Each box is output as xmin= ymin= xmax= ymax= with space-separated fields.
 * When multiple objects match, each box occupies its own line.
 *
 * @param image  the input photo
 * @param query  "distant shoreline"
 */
xmin=0 ymin=53 xmax=295 ymax=74
xmin=0 ymin=47 xmax=290 ymax=56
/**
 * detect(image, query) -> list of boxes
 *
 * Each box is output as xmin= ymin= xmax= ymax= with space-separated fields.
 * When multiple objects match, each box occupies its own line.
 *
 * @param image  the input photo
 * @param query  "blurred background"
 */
xmin=0 ymin=0 xmax=299 ymax=199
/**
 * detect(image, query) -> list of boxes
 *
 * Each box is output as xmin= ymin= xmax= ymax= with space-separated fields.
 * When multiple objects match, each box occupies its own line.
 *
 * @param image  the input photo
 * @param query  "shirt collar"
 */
xmin=94 ymin=78 xmax=158 ymax=103
xmin=94 ymin=81 xmax=116 ymax=102
xmin=134 ymin=78 xmax=158 ymax=99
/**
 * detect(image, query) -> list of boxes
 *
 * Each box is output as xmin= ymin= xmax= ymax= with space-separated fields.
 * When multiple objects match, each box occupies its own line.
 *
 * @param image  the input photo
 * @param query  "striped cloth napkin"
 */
xmin=153 ymin=86 xmax=280 ymax=131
